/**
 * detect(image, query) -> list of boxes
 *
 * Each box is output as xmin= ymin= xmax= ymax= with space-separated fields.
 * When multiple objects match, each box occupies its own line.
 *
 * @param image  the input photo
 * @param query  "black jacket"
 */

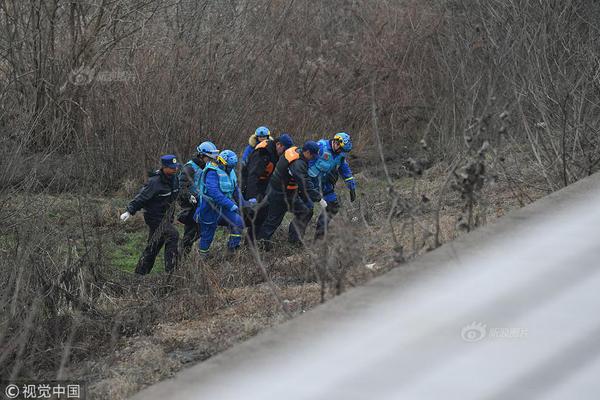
xmin=127 ymin=169 xmax=179 ymax=225
xmin=244 ymin=140 xmax=279 ymax=200
xmin=269 ymin=148 xmax=321 ymax=202
xmin=178 ymin=156 xmax=205 ymax=210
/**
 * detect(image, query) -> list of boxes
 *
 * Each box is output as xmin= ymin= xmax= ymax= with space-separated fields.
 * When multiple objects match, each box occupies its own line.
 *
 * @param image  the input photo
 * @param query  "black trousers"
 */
xmin=257 ymin=190 xmax=313 ymax=243
xmin=135 ymin=217 xmax=179 ymax=275
xmin=178 ymin=210 xmax=199 ymax=256
xmin=315 ymin=200 xmax=340 ymax=240
xmin=243 ymin=202 xmax=269 ymax=242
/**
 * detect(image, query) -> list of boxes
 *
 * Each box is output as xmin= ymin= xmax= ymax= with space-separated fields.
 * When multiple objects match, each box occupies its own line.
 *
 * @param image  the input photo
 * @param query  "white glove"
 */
xmin=189 ymin=195 xmax=197 ymax=205
xmin=120 ymin=211 xmax=131 ymax=222
xmin=319 ymin=199 xmax=328 ymax=210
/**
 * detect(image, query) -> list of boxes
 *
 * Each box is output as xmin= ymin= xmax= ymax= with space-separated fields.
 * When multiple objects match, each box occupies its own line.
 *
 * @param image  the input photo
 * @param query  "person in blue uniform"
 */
xmin=308 ymin=132 xmax=356 ymax=240
xmin=194 ymin=150 xmax=245 ymax=256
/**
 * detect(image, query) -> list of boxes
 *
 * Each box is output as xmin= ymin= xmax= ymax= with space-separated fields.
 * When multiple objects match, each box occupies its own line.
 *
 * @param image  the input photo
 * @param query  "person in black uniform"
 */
xmin=243 ymin=133 xmax=294 ymax=241
xmin=120 ymin=155 xmax=180 ymax=275
xmin=256 ymin=141 xmax=322 ymax=248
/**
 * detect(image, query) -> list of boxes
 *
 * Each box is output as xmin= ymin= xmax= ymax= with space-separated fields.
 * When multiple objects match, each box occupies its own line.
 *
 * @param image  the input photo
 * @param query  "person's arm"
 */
xmin=178 ymin=164 xmax=196 ymax=204
xmin=204 ymin=170 xmax=237 ymax=211
xmin=241 ymin=145 xmax=253 ymax=166
xmin=291 ymin=160 xmax=321 ymax=202
xmin=339 ymin=158 xmax=356 ymax=190
xmin=127 ymin=178 xmax=157 ymax=215
xmin=245 ymin=151 xmax=269 ymax=199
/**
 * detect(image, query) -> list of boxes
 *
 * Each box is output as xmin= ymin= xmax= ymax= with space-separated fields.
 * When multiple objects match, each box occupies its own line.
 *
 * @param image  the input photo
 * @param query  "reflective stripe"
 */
xmin=284 ymin=147 xmax=301 ymax=190
xmin=199 ymin=249 xmax=209 ymax=253
xmin=229 ymin=234 xmax=242 ymax=237
xmin=344 ymin=177 xmax=354 ymax=181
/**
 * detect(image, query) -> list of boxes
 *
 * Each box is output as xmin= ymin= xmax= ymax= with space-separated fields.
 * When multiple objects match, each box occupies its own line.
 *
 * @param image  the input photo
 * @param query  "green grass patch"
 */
xmin=111 ymin=230 xmax=155 ymax=273
xmin=110 ymin=224 xmax=188 ymax=274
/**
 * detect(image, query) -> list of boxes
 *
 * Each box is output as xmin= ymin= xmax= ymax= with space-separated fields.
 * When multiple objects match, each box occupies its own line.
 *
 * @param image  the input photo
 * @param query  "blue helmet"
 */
xmin=333 ymin=132 xmax=352 ymax=152
xmin=196 ymin=141 xmax=219 ymax=159
xmin=217 ymin=149 xmax=238 ymax=168
xmin=255 ymin=126 xmax=271 ymax=138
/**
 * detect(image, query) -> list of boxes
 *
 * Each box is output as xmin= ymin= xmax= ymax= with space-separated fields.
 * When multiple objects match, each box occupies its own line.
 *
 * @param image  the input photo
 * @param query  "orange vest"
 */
xmin=255 ymin=141 xmax=275 ymax=181
xmin=284 ymin=147 xmax=300 ymax=190
xmin=284 ymin=146 xmax=300 ymax=162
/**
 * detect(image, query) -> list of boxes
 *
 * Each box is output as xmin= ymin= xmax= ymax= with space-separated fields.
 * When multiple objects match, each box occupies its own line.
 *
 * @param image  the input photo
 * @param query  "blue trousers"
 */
xmin=196 ymin=206 xmax=243 ymax=254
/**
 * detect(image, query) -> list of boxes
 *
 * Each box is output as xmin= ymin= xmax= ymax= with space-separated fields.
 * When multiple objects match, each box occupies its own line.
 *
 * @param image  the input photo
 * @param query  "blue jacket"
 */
xmin=201 ymin=164 xmax=238 ymax=211
xmin=194 ymin=163 xmax=242 ymax=225
xmin=241 ymin=144 xmax=254 ymax=166
xmin=308 ymin=139 xmax=355 ymax=190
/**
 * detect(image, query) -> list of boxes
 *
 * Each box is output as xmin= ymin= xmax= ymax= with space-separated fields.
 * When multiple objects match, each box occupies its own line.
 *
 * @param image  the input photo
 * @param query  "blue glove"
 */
xmin=247 ymin=198 xmax=257 ymax=205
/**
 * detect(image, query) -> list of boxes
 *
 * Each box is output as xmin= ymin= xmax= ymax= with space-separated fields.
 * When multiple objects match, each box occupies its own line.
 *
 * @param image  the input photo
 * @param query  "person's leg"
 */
xmin=256 ymin=191 xmax=287 ymax=242
xmin=198 ymin=222 xmax=217 ymax=256
xmin=253 ymin=203 xmax=269 ymax=235
xmin=288 ymin=195 xmax=314 ymax=244
xmin=163 ymin=222 xmax=179 ymax=272
xmin=135 ymin=222 xmax=164 ymax=275
xmin=245 ymin=201 xmax=270 ymax=243
xmin=242 ymin=206 xmax=257 ymax=243
xmin=181 ymin=216 xmax=199 ymax=256
xmin=196 ymin=204 xmax=220 ymax=257
xmin=315 ymin=190 xmax=339 ymax=240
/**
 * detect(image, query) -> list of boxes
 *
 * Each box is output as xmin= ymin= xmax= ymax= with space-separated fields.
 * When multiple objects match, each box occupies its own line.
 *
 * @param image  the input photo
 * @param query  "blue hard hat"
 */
xmin=277 ymin=133 xmax=294 ymax=149
xmin=160 ymin=154 xmax=180 ymax=169
xmin=255 ymin=126 xmax=271 ymax=138
xmin=196 ymin=141 xmax=219 ymax=159
xmin=302 ymin=140 xmax=320 ymax=155
xmin=217 ymin=149 xmax=238 ymax=168
xmin=333 ymin=132 xmax=352 ymax=152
